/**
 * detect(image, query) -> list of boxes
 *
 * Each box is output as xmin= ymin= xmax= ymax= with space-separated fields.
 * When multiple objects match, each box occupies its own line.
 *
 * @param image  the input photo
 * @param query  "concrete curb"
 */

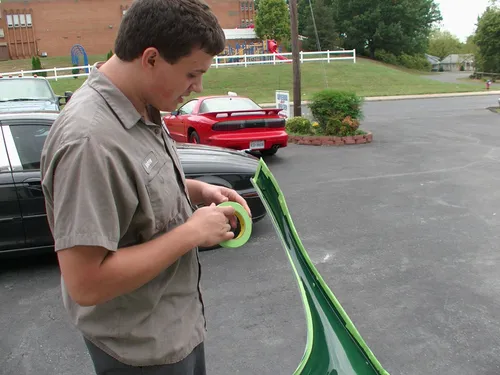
xmin=259 ymin=90 xmax=500 ymax=107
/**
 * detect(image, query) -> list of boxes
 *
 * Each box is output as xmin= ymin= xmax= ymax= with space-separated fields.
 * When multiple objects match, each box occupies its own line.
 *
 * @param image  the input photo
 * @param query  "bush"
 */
xmin=106 ymin=50 xmax=113 ymax=60
xmin=31 ymin=56 xmax=47 ymax=77
xmin=398 ymin=53 xmax=432 ymax=71
xmin=286 ymin=116 xmax=313 ymax=135
xmin=309 ymin=89 xmax=363 ymax=126
xmin=374 ymin=49 xmax=399 ymax=66
xmin=72 ymin=64 xmax=80 ymax=79
xmin=324 ymin=115 xmax=360 ymax=136
xmin=308 ymin=89 xmax=364 ymax=137
xmin=374 ymin=49 xmax=431 ymax=71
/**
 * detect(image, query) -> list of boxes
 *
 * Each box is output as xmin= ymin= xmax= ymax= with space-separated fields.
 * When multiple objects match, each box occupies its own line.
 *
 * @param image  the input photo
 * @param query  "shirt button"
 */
xmin=155 ymin=128 xmax=160 ymax=135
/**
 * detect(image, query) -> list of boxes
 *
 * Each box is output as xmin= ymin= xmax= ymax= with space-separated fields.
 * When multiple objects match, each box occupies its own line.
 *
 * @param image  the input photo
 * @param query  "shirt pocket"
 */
xmin=145 ymin=160 xmax=181 ymax=233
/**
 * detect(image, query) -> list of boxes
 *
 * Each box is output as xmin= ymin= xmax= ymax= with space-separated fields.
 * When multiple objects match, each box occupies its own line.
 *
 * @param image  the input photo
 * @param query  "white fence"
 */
xmin=0 ymin=49 xmax=356 ymax=81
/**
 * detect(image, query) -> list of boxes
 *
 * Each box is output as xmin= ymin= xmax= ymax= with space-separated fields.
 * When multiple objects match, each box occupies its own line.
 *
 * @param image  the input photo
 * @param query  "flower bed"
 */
xmin=285 ymin=89 xmax=372 ymax=146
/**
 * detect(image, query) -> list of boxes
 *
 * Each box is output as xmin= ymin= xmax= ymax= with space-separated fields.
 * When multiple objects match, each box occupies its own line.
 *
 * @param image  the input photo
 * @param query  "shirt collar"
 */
xmin=86 ymin=62 xmax=161 ymax=130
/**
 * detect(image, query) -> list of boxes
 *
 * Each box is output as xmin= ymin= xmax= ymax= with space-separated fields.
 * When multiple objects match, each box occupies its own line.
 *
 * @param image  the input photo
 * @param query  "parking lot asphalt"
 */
xmin=2 ymin=94 xmax=500 ymax=375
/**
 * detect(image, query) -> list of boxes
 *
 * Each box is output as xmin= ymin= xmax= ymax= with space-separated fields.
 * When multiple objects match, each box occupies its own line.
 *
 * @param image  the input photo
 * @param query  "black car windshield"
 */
xmin=199 ymin=97 xmax=261 ymax=113
xmin=0 ymin=79 xmax=54 ymax=101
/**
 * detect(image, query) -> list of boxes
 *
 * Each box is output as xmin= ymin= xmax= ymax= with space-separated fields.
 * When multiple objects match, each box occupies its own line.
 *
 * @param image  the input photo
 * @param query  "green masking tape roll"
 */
xmin=218 ymin=201 xmax=252 ymax=248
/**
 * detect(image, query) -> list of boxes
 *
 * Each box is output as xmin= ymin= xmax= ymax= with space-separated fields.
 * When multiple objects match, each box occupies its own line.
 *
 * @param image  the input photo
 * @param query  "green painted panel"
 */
xmin=251 ymin=159 xmax=390 ymax=375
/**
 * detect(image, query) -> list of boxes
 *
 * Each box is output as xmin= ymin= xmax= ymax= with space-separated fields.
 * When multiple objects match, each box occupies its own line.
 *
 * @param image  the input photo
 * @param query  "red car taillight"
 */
xmin=212 ymin=118 xmax=285 ymax=131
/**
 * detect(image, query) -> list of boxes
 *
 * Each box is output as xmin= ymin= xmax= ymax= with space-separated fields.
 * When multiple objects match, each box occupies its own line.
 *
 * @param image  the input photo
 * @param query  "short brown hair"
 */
xmin=114 ymin=0 xmax=226 ymax=64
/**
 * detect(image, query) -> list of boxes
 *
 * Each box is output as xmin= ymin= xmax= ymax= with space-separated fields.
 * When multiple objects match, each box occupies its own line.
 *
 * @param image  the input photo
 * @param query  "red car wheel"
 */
xmin=189 ymin=130 xmax=200 ymax=144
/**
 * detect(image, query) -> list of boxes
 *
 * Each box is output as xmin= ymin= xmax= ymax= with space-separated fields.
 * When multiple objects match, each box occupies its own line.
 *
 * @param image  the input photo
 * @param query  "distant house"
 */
xmin=439 ymin=54 xmax=475 ymax=72
xmin=425 ymin=54 xmax=441 ymax=71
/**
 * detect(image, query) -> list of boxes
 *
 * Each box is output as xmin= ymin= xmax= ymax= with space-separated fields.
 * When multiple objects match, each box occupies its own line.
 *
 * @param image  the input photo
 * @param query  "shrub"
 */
xmin=374 ymin=49 xmax=431 ymax=71
xmin=309 ymin=89 xmax=363 ymax=127
xmin=72 ymin=64 xmax=79 ymax=79
xmin=286 ymin=116 xmax=313 ymax=135
xmin=106 ymin=50 xmax=113 ymax=60
xmin=324 ymin=115 xmax=360 ymax=136
xmin=398 ymin=53 xmax=432 ymax=71
xmin=374 ymin=49 xmax=399 ymax=66
xmin=307 ymin=89 xmax=365 ymax=137
xmin=31 ymin=56 xmax=47 ymax=77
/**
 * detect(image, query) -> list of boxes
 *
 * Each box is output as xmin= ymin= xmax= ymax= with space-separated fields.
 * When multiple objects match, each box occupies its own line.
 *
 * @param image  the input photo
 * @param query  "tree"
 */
xmin=461 ymin=34 xmax=478 ymax=55
xmin=427 ymin=29 xmax=462 ymax=59
xmin=254 ymin=0 xmax=291 ymax=43
xmin=474 ymin=4 xmax=500 ymax=72
xmin=300 ymin=0 xmax=338 ymax=51
xmin=297 ymin=0 xmax=309 ymax=36
xmin=335 ymin=0 xmax=442 ymax=58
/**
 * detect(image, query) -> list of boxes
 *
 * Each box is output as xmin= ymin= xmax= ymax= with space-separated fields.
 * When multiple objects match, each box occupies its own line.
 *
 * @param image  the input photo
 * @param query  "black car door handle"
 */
xmin=23 ymin=178 xmax=43 ymax=193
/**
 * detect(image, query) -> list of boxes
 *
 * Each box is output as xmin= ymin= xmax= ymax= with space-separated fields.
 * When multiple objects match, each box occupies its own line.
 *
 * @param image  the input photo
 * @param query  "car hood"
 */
xmin=176 ymin=143 xmax=260 ymax=174
xmin=0 ymin=100 xmax=58 ymax=112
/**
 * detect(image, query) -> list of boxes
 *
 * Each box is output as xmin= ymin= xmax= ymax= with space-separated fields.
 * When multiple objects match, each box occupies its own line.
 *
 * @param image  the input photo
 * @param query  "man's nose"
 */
xmin=192 ymin=79 xmax=203 ymax=93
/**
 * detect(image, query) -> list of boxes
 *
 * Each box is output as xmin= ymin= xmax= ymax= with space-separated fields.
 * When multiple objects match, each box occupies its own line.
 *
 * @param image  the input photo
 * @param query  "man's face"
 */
xmin=143 ymin=48 xmax=214 ymax=112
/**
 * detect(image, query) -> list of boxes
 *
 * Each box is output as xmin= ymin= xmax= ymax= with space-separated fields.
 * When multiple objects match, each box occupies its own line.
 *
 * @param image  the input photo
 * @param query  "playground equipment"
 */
xmin=267 ymin=39 xmax=290 ymax=62
xmin=221 ymin=41 xmax=266 ymax=56
xmin=70 ymin=44 xmax=90 ymax=73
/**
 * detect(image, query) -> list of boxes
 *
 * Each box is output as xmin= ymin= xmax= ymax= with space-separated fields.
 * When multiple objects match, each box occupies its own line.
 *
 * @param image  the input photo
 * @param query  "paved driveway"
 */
xmin=419 ymin=71 xmax=498 ymax=90
xmin=2 ymin=95 xmax=500 ymax=375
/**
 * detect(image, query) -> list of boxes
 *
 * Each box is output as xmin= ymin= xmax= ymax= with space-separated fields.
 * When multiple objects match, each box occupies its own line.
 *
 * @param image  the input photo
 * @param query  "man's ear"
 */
xmin=141 ymin=47 xmax=159 ymax=69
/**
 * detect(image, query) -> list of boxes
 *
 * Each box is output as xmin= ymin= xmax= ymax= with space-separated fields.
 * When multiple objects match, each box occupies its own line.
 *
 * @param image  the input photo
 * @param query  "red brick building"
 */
xmin=0 ymin=0 xmax=258 ymax=60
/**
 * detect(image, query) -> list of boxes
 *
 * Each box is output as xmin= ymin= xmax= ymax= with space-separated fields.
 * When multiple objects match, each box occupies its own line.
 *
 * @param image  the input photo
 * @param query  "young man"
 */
xmin=40 ymin=0 xmax=251 ymax=373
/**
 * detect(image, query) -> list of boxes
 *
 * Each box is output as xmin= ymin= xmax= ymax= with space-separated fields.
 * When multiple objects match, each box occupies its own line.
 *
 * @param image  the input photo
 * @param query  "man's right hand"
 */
xmin=56 ymin=203 xmax=237 ymax=307
xmin=187 ymin=203 xmax=236 ymax=247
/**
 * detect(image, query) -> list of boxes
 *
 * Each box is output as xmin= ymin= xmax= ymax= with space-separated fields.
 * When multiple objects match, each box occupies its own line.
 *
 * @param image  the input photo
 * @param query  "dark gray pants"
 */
xmin=84 ymin=338 xmax=206 ymax=375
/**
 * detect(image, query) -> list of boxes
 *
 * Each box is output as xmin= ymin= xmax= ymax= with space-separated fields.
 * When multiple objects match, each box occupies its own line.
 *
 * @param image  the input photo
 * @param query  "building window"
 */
xmin=5 ymin=14 xmax=31 ymax=28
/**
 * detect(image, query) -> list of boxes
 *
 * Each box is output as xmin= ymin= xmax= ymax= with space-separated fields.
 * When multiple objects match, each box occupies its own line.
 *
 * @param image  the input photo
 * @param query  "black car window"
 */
xmin=0 ymin=127 xmax=10 ymax=173
xmin=198 ymin=97 xmax=262 ymax=114
xmin=8 ymin=124 xmax=50 ymax=170
xmin=179 ymin=100 xmax=197 ymax=115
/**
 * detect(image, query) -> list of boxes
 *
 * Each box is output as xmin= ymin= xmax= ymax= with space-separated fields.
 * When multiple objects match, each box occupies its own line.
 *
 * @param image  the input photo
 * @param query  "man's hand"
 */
xmin=186 ymin=203 xmax=236 ymax=248
xmin=200 ymin=184 xmax=252 ymax=227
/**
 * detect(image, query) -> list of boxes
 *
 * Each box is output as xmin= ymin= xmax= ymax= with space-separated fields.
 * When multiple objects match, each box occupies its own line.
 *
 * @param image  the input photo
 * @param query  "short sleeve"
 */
xmin=42 ymin=136 xmax=138 ymax=252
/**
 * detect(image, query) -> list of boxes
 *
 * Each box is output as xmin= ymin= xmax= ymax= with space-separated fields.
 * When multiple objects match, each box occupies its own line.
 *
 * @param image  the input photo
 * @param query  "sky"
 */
xmin=435 ymin=0 xmax=493 ymax=41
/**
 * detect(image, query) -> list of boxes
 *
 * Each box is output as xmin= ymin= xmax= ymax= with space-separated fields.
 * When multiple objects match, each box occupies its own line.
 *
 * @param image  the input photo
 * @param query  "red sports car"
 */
xmin=162 ymin=95 xmax=288 ymax=156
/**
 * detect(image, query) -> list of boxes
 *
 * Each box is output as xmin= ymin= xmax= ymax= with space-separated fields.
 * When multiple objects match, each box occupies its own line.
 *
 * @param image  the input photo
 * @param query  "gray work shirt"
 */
xmin=40 ymin=63 xmax=206 ymax=366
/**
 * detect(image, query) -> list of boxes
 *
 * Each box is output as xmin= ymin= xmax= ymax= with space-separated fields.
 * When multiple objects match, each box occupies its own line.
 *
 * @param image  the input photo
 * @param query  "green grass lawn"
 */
xmin=0 ymin=55 xmax=487 ymax=103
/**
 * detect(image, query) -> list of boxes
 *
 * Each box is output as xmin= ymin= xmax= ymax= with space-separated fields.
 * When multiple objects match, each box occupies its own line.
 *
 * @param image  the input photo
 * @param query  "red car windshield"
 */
xmin=199 ymin=97 xmax=261 ymax=113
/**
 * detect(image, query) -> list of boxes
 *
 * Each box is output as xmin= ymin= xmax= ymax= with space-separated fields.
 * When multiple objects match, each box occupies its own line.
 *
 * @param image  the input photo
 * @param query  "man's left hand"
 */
xmin=200 ymin=184 xmax=252 ymax=228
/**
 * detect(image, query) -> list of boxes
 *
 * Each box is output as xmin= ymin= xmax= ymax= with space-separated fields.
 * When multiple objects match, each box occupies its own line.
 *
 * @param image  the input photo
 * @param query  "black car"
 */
xmin=0 ymin=111 xmax=265 ymax=257
xmin=0 ymin=76 xmax=72 ymax=113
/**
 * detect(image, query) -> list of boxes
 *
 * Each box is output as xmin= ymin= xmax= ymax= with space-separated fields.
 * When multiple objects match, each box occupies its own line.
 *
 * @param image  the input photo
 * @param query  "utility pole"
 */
xmin=289 ymin=0 xmax=301 ymax=117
